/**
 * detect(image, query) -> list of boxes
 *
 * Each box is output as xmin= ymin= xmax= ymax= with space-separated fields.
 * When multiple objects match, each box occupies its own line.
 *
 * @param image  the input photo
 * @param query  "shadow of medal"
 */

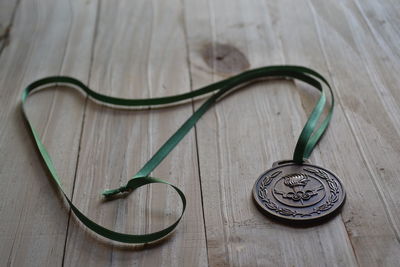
xmin=253 ymin=160 xmax=346 ymax=223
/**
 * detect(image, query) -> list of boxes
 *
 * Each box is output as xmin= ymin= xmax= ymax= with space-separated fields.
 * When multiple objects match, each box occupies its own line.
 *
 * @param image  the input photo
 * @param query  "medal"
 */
xmin=22 ymin=65 xmax=342 ymax=243
xmin=253 ymin=161 xmax=345 ymax=222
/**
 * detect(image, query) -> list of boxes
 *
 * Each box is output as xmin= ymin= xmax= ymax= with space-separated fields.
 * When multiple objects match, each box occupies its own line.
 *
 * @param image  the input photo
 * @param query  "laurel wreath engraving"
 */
xmin=258 ymin=168 xmax=339 ymax=217
xmin=304 ymin=168 xmax=339 ymax=214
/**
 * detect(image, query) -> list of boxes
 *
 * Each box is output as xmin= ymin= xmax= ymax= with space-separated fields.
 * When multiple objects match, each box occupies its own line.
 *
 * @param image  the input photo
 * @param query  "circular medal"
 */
xmin=253 ymin=161 xmax=345 ymax=222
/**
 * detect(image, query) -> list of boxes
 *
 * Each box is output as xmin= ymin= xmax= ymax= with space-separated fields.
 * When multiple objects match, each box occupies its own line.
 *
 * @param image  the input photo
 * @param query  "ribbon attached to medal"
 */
xmin=21 ymin=65 xmax=345 ymax=243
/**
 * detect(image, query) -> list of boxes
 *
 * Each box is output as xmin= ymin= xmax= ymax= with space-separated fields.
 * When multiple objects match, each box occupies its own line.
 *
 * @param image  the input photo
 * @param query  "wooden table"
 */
xmin=1 ymin=0 xmax=400 ymax=266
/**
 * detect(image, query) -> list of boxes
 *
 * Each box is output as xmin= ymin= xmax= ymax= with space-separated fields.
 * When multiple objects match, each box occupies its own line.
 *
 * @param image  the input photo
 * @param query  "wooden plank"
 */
xmin=183 ymin=0 xmax=358 ymax=266
xmin=342 ymin=0 xmax=400 ymax=228
xmin=0 ymin=0 xmax=97 ymax=266
xmin=63 ymin=0 xmax=207 ymax=266
xmin=304 ymin=0 xmax=400 ymax=265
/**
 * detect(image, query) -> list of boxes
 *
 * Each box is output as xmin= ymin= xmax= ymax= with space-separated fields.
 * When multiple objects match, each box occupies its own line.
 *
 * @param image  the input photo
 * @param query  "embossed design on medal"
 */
xmin=273 ymin=173 xmax=326 ymax=207
xmin=253 ymin=162 xmax=345 ymax=221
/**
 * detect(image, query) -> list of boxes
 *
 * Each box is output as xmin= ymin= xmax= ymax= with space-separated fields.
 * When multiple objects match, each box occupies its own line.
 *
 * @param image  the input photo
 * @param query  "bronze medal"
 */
xmin=253 ymin=161 xmax=345 ymax=222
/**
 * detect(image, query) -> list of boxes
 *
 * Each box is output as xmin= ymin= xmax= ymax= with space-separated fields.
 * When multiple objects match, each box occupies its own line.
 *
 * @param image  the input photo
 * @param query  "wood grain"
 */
xmin=0 ymin=0 xmax=95 ymax=266
xmin=0 ymin=0 xmax=399 ymax=266
xmin=62 ymin=0 xmax=207 ymax=266
xmin=305 ymin=1 xmax=400 ymax=265
xmin=184 ymin=0 xmax=356 ymax=266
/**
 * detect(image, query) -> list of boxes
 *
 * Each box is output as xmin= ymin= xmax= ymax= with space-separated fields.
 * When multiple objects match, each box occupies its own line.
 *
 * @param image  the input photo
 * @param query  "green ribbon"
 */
xmin=21 ymin=65 xmax=334 ymax=244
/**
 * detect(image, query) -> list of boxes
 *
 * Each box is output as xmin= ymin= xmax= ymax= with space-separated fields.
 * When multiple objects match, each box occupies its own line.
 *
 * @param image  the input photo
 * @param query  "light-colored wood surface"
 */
xmin=1 ymin=0 xmax=399 ymax=266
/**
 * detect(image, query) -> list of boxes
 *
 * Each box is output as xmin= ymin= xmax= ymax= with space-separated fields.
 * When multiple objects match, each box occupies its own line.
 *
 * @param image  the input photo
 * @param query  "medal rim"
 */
xmin=253 ymin=162 xmax=346 ymax=223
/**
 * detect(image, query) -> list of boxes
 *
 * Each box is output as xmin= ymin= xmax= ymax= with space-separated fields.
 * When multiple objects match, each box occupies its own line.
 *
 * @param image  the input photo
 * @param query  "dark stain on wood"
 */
xmin=0 ymin=25 xmax=12 ymax=55
xmin=201 ymin=42 xmax=250 ymax=75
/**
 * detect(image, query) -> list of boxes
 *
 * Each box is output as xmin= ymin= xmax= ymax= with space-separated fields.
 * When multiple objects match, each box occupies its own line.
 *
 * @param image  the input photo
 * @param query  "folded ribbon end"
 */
xmin=102 ymin=186 xmax=130 ymax=198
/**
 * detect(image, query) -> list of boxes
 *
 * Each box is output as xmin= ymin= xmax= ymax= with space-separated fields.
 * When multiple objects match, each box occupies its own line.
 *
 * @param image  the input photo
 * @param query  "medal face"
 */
xmin=253 ymin=161 xmax=345 ymax=222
